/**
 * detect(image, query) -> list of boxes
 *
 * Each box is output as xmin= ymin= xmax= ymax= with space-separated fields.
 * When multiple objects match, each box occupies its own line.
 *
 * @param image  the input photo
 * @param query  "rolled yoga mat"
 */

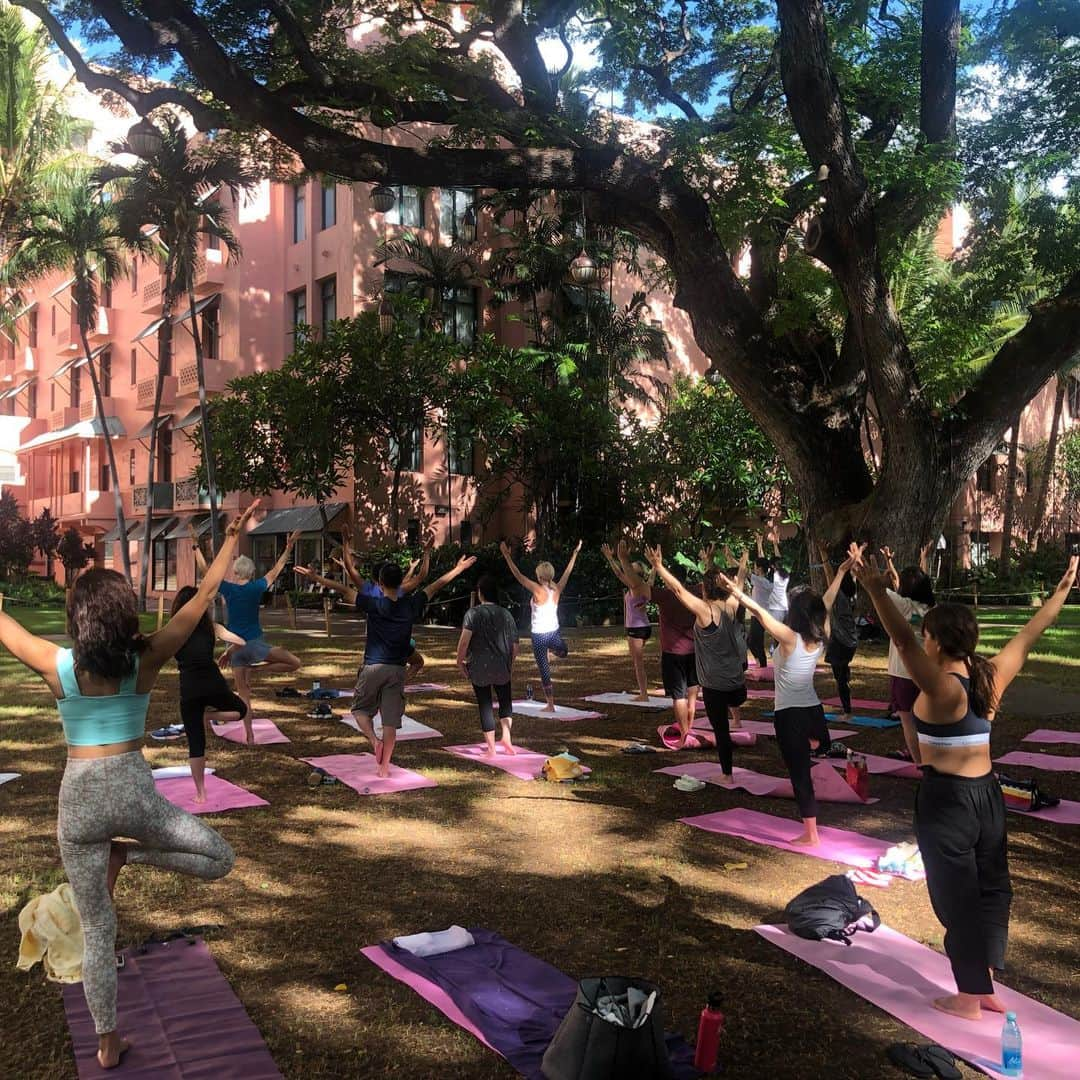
xmin=216 ymin=718 xmax=290 ymax=746
xmin=443 ymin=744 xmax=590 ymax=782
xmin=755 ymin=922 xmax=1080 ymax=1080
xmin=62 ymin=937 xmax=281 ymax=1079
xmin=1022 ymin=728 xmax=1080 ymax=745
xmin=300 ymin=753 xmax=437 ymax=795
xmin=656 ymin=761 xmax=877 ymax=804
xmin=511 ymin=700 xmax=604 ymax=721
xmin=657 ymin=723 xmax=757 ymax=750
xmin=154 ymin=774 xmax=269 ymax=815
xmin=361 ymin=928 xmax=698 ymax=1080
xmin=994 ymin=750 xmax=1080 ymax=773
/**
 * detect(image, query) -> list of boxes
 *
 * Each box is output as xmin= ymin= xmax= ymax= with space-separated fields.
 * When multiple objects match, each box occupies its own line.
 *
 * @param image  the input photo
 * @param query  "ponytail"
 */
xmin=965 ymin=652 xmax=997 ymax=720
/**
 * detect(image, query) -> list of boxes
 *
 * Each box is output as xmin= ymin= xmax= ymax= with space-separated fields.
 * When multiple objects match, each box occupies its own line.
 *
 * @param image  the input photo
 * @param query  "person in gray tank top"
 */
xmin=645 ymin=544 xmax=749 ymax=782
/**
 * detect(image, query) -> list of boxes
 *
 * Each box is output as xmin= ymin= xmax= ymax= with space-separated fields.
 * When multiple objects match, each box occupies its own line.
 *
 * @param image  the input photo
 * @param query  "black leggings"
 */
xmin=915 ymin=768 xmax=1011 ymax=995
xmin=747 ymin=617 xmax=767 ymax=668
xmin=181 ymin=687 xmax=249 ymax=758
xmin=773 ymin=705 xmax=830 ymax=819
xmin=826 ymin=641 xmax=857 ymax=714
xmin=472 ymin=682 xmax=513 ymax=733
xmin=701 ymin=687 xmax=747 ymax=776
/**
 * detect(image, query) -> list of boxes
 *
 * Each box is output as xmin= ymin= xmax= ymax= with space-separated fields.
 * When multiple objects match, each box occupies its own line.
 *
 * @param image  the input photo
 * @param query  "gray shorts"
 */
xmin=230 ymin=637 xmax=272 ymax=668
xmin=351 ymin=663 xmax=406 ymax=728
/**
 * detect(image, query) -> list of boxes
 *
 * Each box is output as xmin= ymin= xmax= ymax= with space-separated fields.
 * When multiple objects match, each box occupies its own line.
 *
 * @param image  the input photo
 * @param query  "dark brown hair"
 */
xmin=785 ymin=586 xmax=827 ymax=644
xmin=171 ymin=585 xmax=212 ymax=636
xmin=922 ymin=602 xmax=996 ymax=718
xmin=67 ymin=568 xmax=147 ymax=679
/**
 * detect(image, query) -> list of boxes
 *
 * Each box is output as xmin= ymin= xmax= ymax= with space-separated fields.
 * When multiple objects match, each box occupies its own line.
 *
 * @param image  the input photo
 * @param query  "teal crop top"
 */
xmin=56 ymin=648 xmax=150 ymax=747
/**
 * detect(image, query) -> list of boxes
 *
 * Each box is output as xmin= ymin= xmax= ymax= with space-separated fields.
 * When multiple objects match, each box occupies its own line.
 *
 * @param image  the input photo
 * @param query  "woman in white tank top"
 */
xmin=500 ymin=540 xmax=583 ymax=712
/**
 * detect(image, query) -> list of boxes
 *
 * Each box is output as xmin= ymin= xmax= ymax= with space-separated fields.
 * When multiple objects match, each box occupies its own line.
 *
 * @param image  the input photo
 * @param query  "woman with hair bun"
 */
xmin=0 ymin=503 xmax=258 ymax=1070
xmin=853 ymin=548 xmax=1078 ymax=1022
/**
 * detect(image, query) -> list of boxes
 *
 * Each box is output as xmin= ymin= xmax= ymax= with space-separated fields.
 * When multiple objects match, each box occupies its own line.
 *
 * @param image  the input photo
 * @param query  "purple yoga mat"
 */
xmin=706 ymin=717 xmax=858 ymax=742
xmin=154 ymin=774 xmax=269 ymax=814
xmin=1011 ymin=798 xmax=1080 ymax=825
xmin=1022 ymin=728 xmax=1080 ymax=745
xmin=62 ymin=938 xmax=280 ymax=1079
xmin=994 ymin=750 xmax=1080 ymax=773
xmin=300 ymin=753 xmax=437 ymax=795
xmin=657 ymin=724 xmax=757 ymax=750
xmin=657 ymin=761 xmax=877 ymax=803
xmin=822 ymin=753 xmax=922 ymax=780
xmin=681 ymin=807 xmax=919 ymax=878
xmin=216 ymin=718 xmax=290 ymax=745
xmin=822 ymin=696 xmax=890 ymax=712
xmin=443 ymin=744 xmax=591 ymax=781
xmin=756 ymin=923 xmax=1080 ymax=1080
xmin=746 ymin=665 xmax=775 ymax=681
xmin=362 ymin=929 xmax=698 ymax=1080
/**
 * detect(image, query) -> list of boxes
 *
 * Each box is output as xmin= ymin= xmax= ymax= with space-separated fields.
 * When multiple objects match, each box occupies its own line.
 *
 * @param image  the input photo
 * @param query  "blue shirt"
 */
xmin=219 ymin=577 xmax=268 ymax=641
xmin=361 ymin=580 xmax=404 ymax=599
xmin=355 ymin=590 xmax=427 ymax=665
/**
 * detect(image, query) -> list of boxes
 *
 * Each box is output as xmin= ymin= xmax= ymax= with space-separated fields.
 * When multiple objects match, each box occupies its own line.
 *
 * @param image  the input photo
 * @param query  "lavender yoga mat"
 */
xmin=300 ymin=753 xmax=437 ymax=795
xmin=1022 ymin=728 xmax=1080 ymax=745
xmin=405 ymin=682 xmax=451 ymax=694
xmin=705 ymin=717 xmax=859 ymax=742
xmin=216 ymin=718 xmax=290 ymax=746
xmin=155 ymin=774 xmax=269 ymax=815
xmin=511 ymin=700 xmax=604 ymax=721
xmin=361 ymin=929 xmax=698 ymax=1080
xmin=681 ymin=807 xmax=920 ymax=878
xmin=822 ymin=696 xmax=890 ymax=712
xmin=444 ymin=744 xmax=591 ymax=781
xmin=755 ymin=923 xmax=1080 ymax=1080
xmin=657 ymin=761 xmax=877 ymax=804
xmin=62 ymin=937 xmax=281 ymax=1079
xmin=994 ymin=750 xmax=1080 ymax=773
xmin=822 ymin=753 xmax=922 ymax=779
xmin=657 ymin=723 xmax=757 ymax=750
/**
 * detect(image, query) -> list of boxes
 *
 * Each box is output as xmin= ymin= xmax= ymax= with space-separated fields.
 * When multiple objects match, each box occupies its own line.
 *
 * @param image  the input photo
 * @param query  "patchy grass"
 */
xmin=1 ymin=618 xmax=1078 ymax=1079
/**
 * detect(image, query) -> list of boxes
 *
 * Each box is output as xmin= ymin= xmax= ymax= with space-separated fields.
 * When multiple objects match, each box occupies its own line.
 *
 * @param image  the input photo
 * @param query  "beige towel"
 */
xmin=17 ymin=883 xmax=84 ymax=983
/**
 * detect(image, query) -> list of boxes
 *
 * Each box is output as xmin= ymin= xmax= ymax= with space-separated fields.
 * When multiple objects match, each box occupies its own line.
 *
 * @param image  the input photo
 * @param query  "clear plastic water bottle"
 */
xmin=526 ymin=682 xmax=534 ymax=701
xmin=1001 ymin=1011 xmax=1022 ymax=1077
xmin=313 ymin=680 xmax=321 ymax=692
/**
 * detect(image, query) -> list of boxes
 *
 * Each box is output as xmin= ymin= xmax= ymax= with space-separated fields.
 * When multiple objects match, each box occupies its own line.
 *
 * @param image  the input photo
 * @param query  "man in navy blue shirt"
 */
xmin=296 ymin=553 xmax=474 ymax=776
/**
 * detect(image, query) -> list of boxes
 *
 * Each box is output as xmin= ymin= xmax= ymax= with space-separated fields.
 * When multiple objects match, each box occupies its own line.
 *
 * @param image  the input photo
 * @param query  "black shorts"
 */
xmin=701 ymin=684 xmax=748 ymax=712
xmin=661 ymin=651 xmax=698 ymax=700
xmin=627 ymin=626 xmax=652 ymax=641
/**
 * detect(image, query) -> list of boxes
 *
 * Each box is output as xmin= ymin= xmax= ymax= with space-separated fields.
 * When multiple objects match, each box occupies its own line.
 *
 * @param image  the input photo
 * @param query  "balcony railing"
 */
xmin=133 ymin=482 xmax=174 ymax=510
xmin=174 ymin=475 xmax=209 ymax=509
xmin=49 ymin=407 xmax=78 ymax=431
xmin=141 ymin=277 xmax=164 ymax=314
xmin=177 ymin=362 xmax=228 ymax=398
xmin=87 ymin=307 xmax=113 ymax=343
xmin=193 ymin=250 xmax=225 ymax=294
xmin=137 ymin=375 xmax=177 ymax=411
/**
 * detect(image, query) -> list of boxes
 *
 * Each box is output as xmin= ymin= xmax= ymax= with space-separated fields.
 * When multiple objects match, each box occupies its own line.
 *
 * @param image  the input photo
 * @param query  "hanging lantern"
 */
xmin=126 ymin=118 xmax=163 ymax=158
xmin=378 ymin=297 xmax=394 ymax=334
xmin=459 ymin=205 xmax=477 ymax=243
xmin=704 ymin=362 xmax=723 ymax=387
xmin=570 ymin=249 xmax=598 ymax=285
xmin=370 ymin=183 xmax=396 ymax=213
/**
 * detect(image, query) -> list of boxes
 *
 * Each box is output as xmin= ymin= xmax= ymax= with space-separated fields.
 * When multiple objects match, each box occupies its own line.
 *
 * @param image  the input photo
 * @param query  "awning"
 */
xmin=51 ymin=344 xmax=106 ymax=379
xmin=172 ymin=293 xmax=220 ymax=326
xmin=14 ymin=299 xmax=38 ymax=319
xmin=249 ymin=502 xmax=347 ymax=535
xmin=101 ymin=520 xmax=141 ymax=542
xmin=20 ymin=416 xmax=125 ymax=452
xmin=0 ymin=377 xmax=34 ymax=401
xmin=149 ymin=516 xmax=178 ymax=540
xmin=132 ymin=316 xmax=166 ymax=343
xmin=163 ymin=513 xmax=224 ymax=540
xmin=175 ymin=406 xmax=202 ymax=431
xmin=48 ymin=274 xmax=76 ymax=298
xmin=134 ymin=415 xmax=171 ymax=440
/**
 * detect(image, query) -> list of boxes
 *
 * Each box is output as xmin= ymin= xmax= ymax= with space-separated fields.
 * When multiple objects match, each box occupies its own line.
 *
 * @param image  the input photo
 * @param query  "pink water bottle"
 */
xmin=693 ymin=992 xmax=724 ymax=1073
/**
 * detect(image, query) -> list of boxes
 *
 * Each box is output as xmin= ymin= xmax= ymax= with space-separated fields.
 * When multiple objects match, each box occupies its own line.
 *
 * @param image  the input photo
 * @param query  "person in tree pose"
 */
xmin=601 ymin=542 xmax=655 ymax=701
xmin=456 ymin=574 xmax=520 ymax=756
xmin=718 ymin=549 xmax=857 ymax=844
xmin=0 ymin=504 xmax=257 ymax=1070
xmin=646 ymin=543 xmax=750 ymax=782
xmin=295 ymin=555 xmax=476 ymax=776
xmin=852 ymin=548 xmax=1078 ymax=1021
xmin=499 ymin=539 xmax=583 ymax=712
xmin=617 ymin=539 xmax=700 ymax=746
xmin=818 ymin=542 xmax=860 ymax=722
xmin=194 ymin=524 xmax=303 ymax=729
xmin=880 ymin=545 xmax=936 ymax=762
xmin=747 ymin=530 xmax=790 ymax=673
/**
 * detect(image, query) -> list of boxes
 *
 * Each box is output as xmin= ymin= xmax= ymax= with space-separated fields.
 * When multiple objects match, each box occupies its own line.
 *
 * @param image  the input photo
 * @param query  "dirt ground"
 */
xmin=2 ymin=625 xmax=1078 ymax=1079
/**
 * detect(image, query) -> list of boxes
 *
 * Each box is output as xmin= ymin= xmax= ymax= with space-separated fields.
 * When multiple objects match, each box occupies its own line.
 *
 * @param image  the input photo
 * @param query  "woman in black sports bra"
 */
xmin=854 ymin=548 xmax=1078 ymax=1023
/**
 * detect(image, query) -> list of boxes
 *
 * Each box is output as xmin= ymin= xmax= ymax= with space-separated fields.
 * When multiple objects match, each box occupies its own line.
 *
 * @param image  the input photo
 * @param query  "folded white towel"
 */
xmin=0 ymin=772 xmax=19 ymax=786
xmin=151 ymin=765 xmax=217 ymax=780
xmin=393 ymin=925 xmax=475 ymax=958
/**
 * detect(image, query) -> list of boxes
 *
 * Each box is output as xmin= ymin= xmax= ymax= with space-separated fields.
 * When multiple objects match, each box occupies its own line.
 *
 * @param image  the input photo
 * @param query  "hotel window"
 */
xmin=319 ymin=276 xmax=337 ymax=326
xmin=975 ymin=461 xmax=995 ymax=493
xmin=50 ymin=305 xmax=56 ymax=335
xmin=390 ymin=423 xmax=423 ymax=473
xmin=406 ymin=518 xmax=421 ymax=547
xmin=320 ymin=180 xmax=336 ymax=229
xmin=69 ymin=468 xmax=79 ymax=494
xmin=130 ymin=348 xmax=137 ymax=386
xmin=102 ymin=281 xmax=112 ymax=308
xmin=439 ymin=187 xmax=475 ymax=243
xmin=290 ymin=288 xmax=307 ymax=336
xmin=201 ymin=304 xmax=220 ymax=360
xmin=443 ymin=285 xmax=478 ymax=344
xmin=153 ymin=538 xmax=178 ymax=591
xmin=131 ymin=258 xmax=138 ymax=294
xmin=100 ymin=351 xmax=111 ymax=397
xmin=459 ymin=520 xmax=473 ymax=546
xmin=158 ymin=323 xmax=172 ymax=376
xmin=28 ymin=309 xmax=37 ymax=347
xmin=292 ymin=184 xmax=306 ymax=243
xmin=157 ymin=425 xmax=173 ymax=482
xmin=100 ymin=462 xmax=110 ymax=491
xmin=104 ymin=541 xmax=114 ymax=565
xmin=206 ymin=218 xmax=220 ymax=250
xmin=385 ymin=185 xmax=424 ymax=228
xmin=70 ymin=366 xmax=81 ymax=409
xmin=50 ymin=383 xmax=55 ymax=411
xmin=447 ymin=422 xmax=475 ymax=476
xmin=27 ymin=383 xmax=36 ymax=418
xmin=129 ymin=449 xmax=136 ymax=485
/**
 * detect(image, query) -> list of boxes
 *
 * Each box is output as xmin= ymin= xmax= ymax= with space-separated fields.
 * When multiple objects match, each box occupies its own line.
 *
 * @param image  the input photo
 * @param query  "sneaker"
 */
xmin=308 ymin=702 xmax=334 ymax=719
xmin=673 ymin=775 xmax=706 ymax=793
xmin=150 ymin=724 xmax=184 ymax=741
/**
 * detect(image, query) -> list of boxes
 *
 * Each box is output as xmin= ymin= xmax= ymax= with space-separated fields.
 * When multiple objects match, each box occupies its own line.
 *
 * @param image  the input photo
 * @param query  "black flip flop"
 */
xmin=887 ymin=1043 xmax=960 ymax=1080
xmin=921 ymin=1045 xmax=960 ymax=1080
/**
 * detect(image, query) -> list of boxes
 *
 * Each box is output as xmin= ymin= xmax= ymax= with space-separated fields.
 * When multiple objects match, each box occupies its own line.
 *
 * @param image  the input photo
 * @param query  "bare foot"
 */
xmin=838 ymin=713 xmax=854 ymax=722
xmin=194 ymin=789 xmax=207 ymax=805
xmin=729 ymin=722 xmax=743 ymax=731
xmin=500 ymin=739 xmax=518 ymax=755
xmin=633 ymin=694 xmax=650 ymax=702
xmin=933 ymin=994 xmax=983 ymax=1021
xmin=718 ymin=774 xmax=735 ymax=786
xmin=106 ymin=842 xmax=128 ymax=899
xmin=808 ymin=737 xmax=821 ymax=751
xmin=244 ymin=724 xmax=255 ymax=746
xmin=376 ymin=765 xmax=391 ymax=779
xmin=373 ymin=739 xmax=384 ymax=764
xmin=96 ymin=1036 xmax=131 ymax=1070
xmin=482 ymin=746 xmax=498 ymax=759
xmin=979 ymin=993 xmax=1007 ymax=1014
xmin=541 ymin=704 xmax=556 ymax=713
xmin=790 ymin=832 xmax=820 ymax=847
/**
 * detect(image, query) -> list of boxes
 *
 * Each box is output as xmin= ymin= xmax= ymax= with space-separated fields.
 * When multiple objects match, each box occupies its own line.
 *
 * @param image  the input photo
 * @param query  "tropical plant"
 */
xmin=373 ymin=232 xmax=476 ymax=328
xmin=31 ymin=505 xmax=59 ymax=579
xmin=0 ymin=489 xmax=33 ymax=579
xmin=57 ymin=524 xmax=92 ymax=582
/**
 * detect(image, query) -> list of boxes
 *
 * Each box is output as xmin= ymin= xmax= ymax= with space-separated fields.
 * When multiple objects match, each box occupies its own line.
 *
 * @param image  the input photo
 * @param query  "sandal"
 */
xmin=886 ymin=1043 xmax=960 ymax=1080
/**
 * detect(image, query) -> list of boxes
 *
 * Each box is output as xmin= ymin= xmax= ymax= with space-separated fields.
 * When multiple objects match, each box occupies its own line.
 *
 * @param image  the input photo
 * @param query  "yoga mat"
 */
xmin=705 ymin=717 xmax=859 ymax=742
xmin=443 ymin=744 xmax=591 ymax=781
xmin=822 ymin=753 xmax=922 ymax=780
xmin=511 ymin=700 xmax=603 ymax=722
xmin=994 ymin=750 xmax=1080 ymax=773
xmin=361 ymin=929 xmax=698 ymax=1080
xmin=657 ymin=723 xmax=757 ymax=750
xmin=300 ymin=753 xmax=436 ymax=795
xmin=1011 ymin=798 xmax=1080 ymax=825
xmin=150 ymin=765 xmax=216 ymax=780
xmin=681 ymin=807 xmax=919 ymax=878
xmin=62 ymin=937 xmax=281 ymax=1079
xmin=657 ymin=761 xmax=877 ymax=803
xmin=1022 ymin=728 xmax=1080 ymax=745
xmin=216 ymin=718 xmax=290 ymax=746
xmin=404 ymin=682 xmax=451 ymax=694
xmin=339 ymin=712 xmax=443 ymax=741
xmin=155 ymin=774 xmax=269 ymax=815
xmin=822 ymin=696 xmax=890 ymax=712
xmin=746 ymin=665 xmax=774 ymax=681
xmin=306 ymin=687 xmax=353 ymax=698
xmin=745 ymin=687 xmax=773 ymax=700
xmin=763 ymin=710 xmax=899 ymax=729
xmin=1 ymin=772 xmax=20 ymax=786
xmin=581 ymin=691 xmax=671 ymax=710
xmin=755 ymin=922 xmax=1080 ymax=1080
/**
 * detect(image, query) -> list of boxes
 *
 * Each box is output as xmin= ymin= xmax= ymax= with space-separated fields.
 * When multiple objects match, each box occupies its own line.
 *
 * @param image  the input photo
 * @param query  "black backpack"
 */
xmin=784 ymin=875 xmax=880 ymax=945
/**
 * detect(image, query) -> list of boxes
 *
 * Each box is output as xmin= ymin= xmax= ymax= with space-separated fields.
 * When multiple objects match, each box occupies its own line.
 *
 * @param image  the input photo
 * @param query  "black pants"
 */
xmin=181 ymin=686 xmax=249 ymax=759
xmin=826 ymin=641 xmax=857 ymax=714
xmin=701 ymin=686 xmax=748 ymax=776
xmin=774 ymin=705 xmax=830 ymax=819
xmin=915 ymin=768 xmax=1011 ymax=995
xmin=747 ymin=617 xmax=768 ymax=668
xmin=472 ymin=682 xmax=512 ymax=734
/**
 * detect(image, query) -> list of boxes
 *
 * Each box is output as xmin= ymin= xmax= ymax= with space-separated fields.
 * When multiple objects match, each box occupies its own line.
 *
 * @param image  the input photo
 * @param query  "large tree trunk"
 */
xmin=1032 ymin=376 xmax=1067 ymax=551
xmin=999 ymin=412 xmax=1022 ymax=576
xmin=186 ymin=287 xmax=221 ymax=557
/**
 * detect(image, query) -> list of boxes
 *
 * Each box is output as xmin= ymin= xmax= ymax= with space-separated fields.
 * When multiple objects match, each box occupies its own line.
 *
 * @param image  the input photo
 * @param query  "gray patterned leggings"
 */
xmin=58 ymin=752 xmax=235 ymax=1034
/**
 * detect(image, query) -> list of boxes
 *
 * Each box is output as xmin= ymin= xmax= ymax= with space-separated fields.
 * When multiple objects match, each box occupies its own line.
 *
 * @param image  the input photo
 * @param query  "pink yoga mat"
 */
xmin=443 ymin=744 xmax=591 ymax=781
xmin=706 ymin=717 xmax=859 ymax=742
xmin=823 ymin=753 xmax=922 ymax=780
xmin=404 ymin=682 xmax=450 ymax=694
xmin=300 ymin=754 xmax=437 ymax=795
xmin=681 ymin=807 xmax=919 ymax=878
xmin=1022 ymin=728 xmax=1080 ymax=745
xmin=657 ymin=724 xmax=757 ymax=750
xmin=1011 ymin=798 xmax=1080 ymax=825
xmin=657 ymin=761 xmax=876 ymax=803
xmin=994 ymin=750 xmax=1080 ymax=773
xmin=216 ymin=718 xmax=290 ymax=745
xmin=745 ymin=687 xmax=773 ymax=700
xmin=755 ymin=923 xmax=1080 ymax=1080
xmin=511 ymin=700 xmax=604 ymax=721
xmin=822 ymin=696 xmax=890 ymax=712
xmin=746 ymin=665 xmax=775 ymax=681
xmin=154 ymin=774 xmax=269 ymax=814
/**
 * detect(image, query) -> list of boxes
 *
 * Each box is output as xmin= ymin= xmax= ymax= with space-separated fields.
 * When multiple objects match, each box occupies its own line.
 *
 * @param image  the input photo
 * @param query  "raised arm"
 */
xmin=556 ymin=540 xmax=584 ymax=592
xmin=213 ymin=623 xmax=246 ymax=647
xmin=293 ymin=565 xmax=358 ymax=605
xmin=264 ymin=529 xmax=301 ymax=587
xmin=717 ymin=571 xmax=797 ymax=648
xmin=601 ymin=543 xmax=630 ymax=587
xmin=0 ymin=612 xmax=60 ymax=685
xmin=879 ymin=546 xmax=901 ymax=591
xmin=823 ymin=546 xmax=862 ymax=612
xmin=402 ymin=543 xmax=432 ymax=594
xmin=336 ymin=524 xmax=365 ymax=588
xmin=727 ymin=547 xmax=751 ymax=617
xmin=616 ymin=539 xmax=652 ymax=599
xmin=499 ymin=541 xmax=544 ymax=600
xmin=989 ymin=556 xmax=1079 ymax=702
xmin=186 ymin=520 xmax=209 ymax=576
xmin=424 ymin=555 xmax=477 ymax=599
xmin=645 ymin=545 xmax=710 ymax=622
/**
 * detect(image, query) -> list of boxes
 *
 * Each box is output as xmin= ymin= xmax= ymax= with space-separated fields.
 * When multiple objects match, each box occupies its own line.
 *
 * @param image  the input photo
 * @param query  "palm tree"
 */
xmin=103 ymin=115 xmax=254 ymax=607
xmin=19 ymin=179 xmax=150 ymax=582
xmin=374 ymin=232 xmax=476 ymax=328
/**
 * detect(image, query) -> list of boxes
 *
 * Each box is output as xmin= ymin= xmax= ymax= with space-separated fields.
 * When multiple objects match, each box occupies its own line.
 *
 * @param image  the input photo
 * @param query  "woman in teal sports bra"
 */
xmin=0 ymin=502 xmax=258 ymax=1070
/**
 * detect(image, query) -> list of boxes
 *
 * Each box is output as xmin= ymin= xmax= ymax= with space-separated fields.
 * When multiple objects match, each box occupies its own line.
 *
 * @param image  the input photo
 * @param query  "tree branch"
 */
xmin=267 ymin=1 xmax=334 ymax=89
xmin=920 ymin=0 xmax=960 ymax=143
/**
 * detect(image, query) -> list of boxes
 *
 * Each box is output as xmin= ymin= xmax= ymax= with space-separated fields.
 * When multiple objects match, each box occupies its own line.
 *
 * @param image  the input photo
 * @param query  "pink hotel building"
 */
xmin=0 ymin=179 xmax=1076 ymax=602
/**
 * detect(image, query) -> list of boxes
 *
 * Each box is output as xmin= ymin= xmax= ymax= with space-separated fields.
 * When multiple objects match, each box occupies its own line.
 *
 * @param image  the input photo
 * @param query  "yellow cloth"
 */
xmin=17 ymin=883 xmax=84 ymax=984
xmin=541 ymin=755 xmax=585 ymax=782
